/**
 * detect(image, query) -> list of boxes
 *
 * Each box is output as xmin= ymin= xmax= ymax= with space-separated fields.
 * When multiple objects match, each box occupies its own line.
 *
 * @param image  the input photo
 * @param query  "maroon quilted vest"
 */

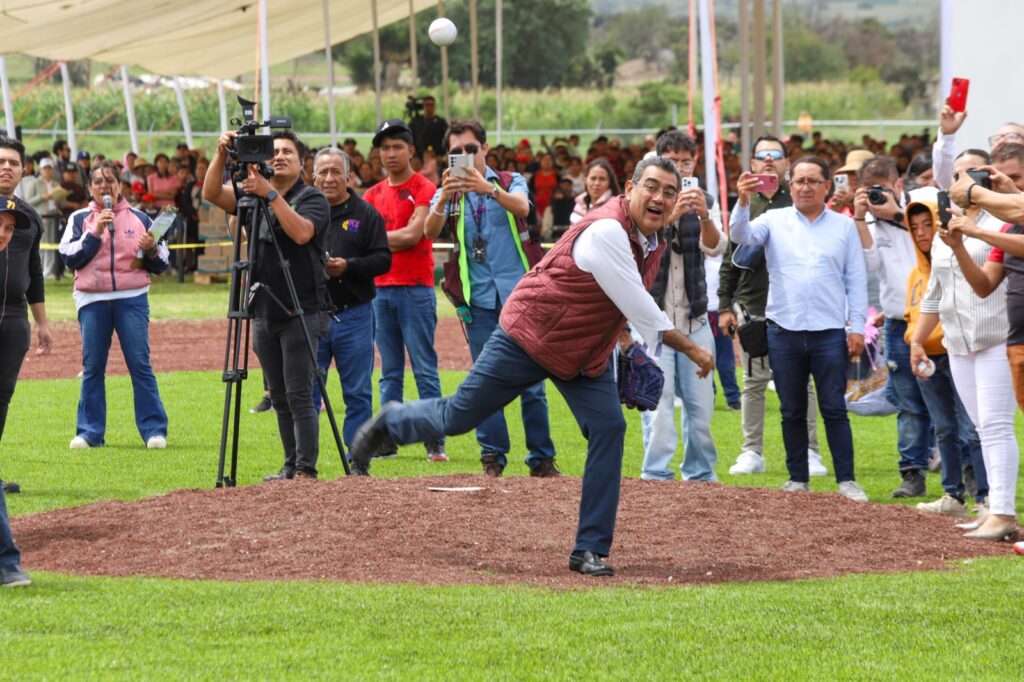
xmin=499 ymin=195 xmax=666 ymax=379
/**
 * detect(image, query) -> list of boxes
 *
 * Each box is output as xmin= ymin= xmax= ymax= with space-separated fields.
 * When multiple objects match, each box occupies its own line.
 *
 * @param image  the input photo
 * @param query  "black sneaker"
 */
xmin=0 ymin=564 xmax=31 ymax=587
xmin=1 ymin=481 xmax=21 ymax=494
xmin=481 ymin=452 xmax=504 ymax=477
xmin=892 ymin=469 xmax=927 ymax=498
xmin=262 ymin=467 xmax=295 ymax=482
xmin=249 ymin=396 xmax=274 ymax=414
xmin=350 ymin=403 xmax=400 ymax=475
xmin=727 ymin=401 xmax=741 ymax=411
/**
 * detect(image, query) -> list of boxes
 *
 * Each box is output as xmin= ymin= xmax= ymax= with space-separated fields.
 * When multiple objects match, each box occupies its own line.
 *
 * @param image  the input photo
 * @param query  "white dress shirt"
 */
xmin=573 ymin=218 xmax=673 ymax=355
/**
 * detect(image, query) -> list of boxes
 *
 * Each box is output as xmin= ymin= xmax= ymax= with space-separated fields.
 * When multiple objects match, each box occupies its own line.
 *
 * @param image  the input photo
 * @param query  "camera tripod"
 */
xmin=216 ymin=183 xmax=350 ymax=487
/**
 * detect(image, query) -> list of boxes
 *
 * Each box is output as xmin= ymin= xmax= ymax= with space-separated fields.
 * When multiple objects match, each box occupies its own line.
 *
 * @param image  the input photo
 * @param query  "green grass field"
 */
xmin=2 ymin=281 xmax=1023 ymax=678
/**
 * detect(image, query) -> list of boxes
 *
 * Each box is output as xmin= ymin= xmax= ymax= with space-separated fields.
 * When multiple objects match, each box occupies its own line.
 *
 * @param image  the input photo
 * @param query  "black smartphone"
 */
xmin=966 ymin=168 xmax=992 ymax=190
xmin=936 ymin=191 xmax=953 ymax=230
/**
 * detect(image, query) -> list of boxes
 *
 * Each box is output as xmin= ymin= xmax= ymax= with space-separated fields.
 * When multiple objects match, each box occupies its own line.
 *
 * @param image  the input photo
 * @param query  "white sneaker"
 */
xmin=916 ymin=494 xmax=967 ymax=517
xmin=69 ymin=436 xmax=90 ymax=449
xmin=729 ymin=450 xmax=765 ymax=475
xmin=146 ymin=435 xmax=167 ymax=449
xmin=807 ymin=450 xmax=828 ymax=477
xmin=838 ymin=480 xmax=869 ymax=502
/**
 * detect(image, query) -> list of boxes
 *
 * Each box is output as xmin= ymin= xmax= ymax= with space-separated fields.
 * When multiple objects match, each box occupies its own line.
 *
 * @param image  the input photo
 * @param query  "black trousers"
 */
xmin=0 ymin=316 xmax=30 ymax=445
xmin=253 ymin=313 xmax=325 ymax=475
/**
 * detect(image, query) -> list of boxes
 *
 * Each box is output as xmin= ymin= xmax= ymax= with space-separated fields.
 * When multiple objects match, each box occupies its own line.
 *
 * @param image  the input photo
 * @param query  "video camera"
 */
xmin=405 ymin=95 xmax=424 ymax=120
xmin=228 ymin=95 xmax=293 ymax=182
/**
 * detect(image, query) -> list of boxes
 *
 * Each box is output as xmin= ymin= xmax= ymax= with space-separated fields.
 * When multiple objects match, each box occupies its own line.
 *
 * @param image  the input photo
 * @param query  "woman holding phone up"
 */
xmin=58 ymin=161 xmax=170 ymax=450
xmin=909 ymin=150 xmax=1017 ymax=543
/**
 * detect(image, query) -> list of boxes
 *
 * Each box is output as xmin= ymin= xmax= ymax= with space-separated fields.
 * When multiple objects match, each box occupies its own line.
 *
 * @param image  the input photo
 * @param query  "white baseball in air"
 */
xmin=428 ymin=18 xmax=458 ymax=46
xmin=917 ymin=359 xmax=936 ymax=378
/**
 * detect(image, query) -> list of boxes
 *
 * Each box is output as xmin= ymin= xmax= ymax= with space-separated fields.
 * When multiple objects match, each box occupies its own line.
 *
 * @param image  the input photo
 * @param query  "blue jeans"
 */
xmin=76 ymin=294 xmax=168 ymax=446
xmin=373 ymin=286 xmax=444 ymax=446
xmin=312 ymin=302 xmax=375 ymax=449
xmin=884 ymin=319 xmax=933 ymax=471
xmin=379 ymin=329 xmax=626 ymax=557
xmin=915 ymin=354 xmax=988 ymax=502
xmin=0 ymin=486 xmax=19 ymax=570
xmin=640 ymin=322 xmax=718 ymax=481
xmin=465 ymin=304 xmax=555 ymax=468
xmin=708 ymin=311 xmax=741 ymax=405
xmin=767 ymin=323 xmax=855 ymax=483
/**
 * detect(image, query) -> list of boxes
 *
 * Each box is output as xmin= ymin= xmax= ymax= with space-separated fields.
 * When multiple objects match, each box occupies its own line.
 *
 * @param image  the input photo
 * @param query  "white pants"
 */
xmin=949 ymin=344 xmax=1019 ymax=516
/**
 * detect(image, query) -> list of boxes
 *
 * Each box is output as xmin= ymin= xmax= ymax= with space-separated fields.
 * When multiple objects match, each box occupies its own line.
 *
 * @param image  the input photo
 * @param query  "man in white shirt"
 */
xmin=933 ymin=105 xmax=1024 ymax=189
xmin=852 ymin=156 xmax=934 ymax=499
xmin=350 ymin=157 xmax=714 ymax=577
xmin=731 ymin=156 xmax=870 ymax=502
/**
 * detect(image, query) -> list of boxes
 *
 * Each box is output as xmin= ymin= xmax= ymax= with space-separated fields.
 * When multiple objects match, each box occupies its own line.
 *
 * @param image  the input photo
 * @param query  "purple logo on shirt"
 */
xmin=342 ymin=219 xmax=360 ymax=233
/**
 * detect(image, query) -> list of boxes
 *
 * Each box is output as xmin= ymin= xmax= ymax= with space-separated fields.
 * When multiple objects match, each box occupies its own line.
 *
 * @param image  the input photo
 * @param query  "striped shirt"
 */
xmin=920 ymin=211 xmax=1008 ymax=355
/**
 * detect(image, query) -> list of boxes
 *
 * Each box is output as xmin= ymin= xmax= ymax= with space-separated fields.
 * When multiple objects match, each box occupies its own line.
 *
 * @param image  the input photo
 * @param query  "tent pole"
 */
xmin=0 ymin=56 xmax=15 ymax=137
xmin=495 ymin=0 xmax=503 ymax=145
xmin=120 ymin=66 xmax=139 ymax=154
xmin=698 ymin=0 xmax=718 ymax=199
xmin=173 ymin=77 xmax=194 ymax=148
xmin=322 ymin=0 xmax=337 ymax=146
xmin=372 ymin=0 xmax=382 ymax=123
xmin=752 ymin=0 xmax=765 ymax=139
xmin=409 ymin=0 xmax=418 ymax=88
xmin=59 ymin=62 xmax=77 ymax=158
xmin=470 ymin=0 xmax=478 ymax=119
xmin=739 ymin=0 xmax=750 ymax=170
xmin=217 ymin=80 xmax=228 ymax=133
xmin=439 ymin=0 xmax=449 ymax=121
xmin=771 ymin=0 xmax=784 ymax=137
xmin=259 ymin=0 xmax=271 ymax=122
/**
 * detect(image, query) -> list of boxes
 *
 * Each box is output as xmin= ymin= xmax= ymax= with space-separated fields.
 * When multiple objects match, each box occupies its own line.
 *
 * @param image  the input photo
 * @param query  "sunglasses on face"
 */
xmin=753 ymin=149 xmax=785 ymax=161
xmin=449 ymin=144 xmax=480 ymax=156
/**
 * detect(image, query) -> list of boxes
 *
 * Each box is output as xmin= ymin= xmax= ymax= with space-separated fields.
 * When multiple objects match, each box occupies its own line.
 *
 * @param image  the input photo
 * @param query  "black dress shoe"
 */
xmin=262 ymin=468 xmax=294 ymax=482
xmin=1 ymin=481 xmax=21 ymax=494
xmin=569 ymin=550 xmax=614 ymax=577
xmin=350 ymin=403 xmax=400 ymax=475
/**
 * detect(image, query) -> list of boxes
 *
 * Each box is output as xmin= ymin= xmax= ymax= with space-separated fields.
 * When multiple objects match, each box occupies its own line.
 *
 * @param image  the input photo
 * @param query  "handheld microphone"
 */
xmin=103 ymin=195 xmax=113 ymax=231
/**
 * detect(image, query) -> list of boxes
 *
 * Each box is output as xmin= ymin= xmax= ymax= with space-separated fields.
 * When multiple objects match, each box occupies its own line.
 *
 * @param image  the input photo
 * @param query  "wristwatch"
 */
xmin=266 ymin=189 xmax=279 ymax=202
xmin=490 ymin=185 xmax=500 ymax=199
xmin=892 ymin=210 xmax=904 ymax=224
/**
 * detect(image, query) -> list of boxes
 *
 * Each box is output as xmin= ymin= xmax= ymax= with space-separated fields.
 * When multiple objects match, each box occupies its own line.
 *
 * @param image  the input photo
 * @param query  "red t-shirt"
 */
xmin=532 ymin=170 xmax=559 ymax=218
xmin=364 ymin=172 xmax=436 ymax=287
xmin=987 ymin=223 xmax=1013 ymax=263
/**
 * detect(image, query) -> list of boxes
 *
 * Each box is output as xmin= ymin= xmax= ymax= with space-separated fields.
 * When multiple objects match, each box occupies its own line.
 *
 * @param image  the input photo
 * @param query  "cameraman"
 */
xmin=853 ymin=156 xmax=933 ymax=499
xmin=408 ymin=95 xmax=447 ymax=160
xmin=204 ymin=130 xmax=330 ymax=482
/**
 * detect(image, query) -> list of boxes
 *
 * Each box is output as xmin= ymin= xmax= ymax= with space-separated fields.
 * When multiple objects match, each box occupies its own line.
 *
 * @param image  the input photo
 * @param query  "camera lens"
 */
xmin=867 ymin=186 xmax=886 ymax=205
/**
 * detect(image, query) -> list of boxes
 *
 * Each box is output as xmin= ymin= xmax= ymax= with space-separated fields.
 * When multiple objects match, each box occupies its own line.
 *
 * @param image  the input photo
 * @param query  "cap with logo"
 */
xmin=372 ymin=118 xmax=414 ymax=148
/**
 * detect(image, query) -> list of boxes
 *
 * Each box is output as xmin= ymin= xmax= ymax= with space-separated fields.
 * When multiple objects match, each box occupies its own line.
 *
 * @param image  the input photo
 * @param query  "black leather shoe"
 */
xmin=350 ymin=403 xmax=400 ymax=476
xmin=481 ymin=452 xmax=504 ymax=477
xmin=1 ymin=481 xmax=21 ymax=494
xmin=568 ymin=550 xmax=614 ymax=577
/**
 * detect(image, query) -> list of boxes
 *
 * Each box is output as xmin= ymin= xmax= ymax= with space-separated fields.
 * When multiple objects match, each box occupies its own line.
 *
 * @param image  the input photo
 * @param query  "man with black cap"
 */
xmin=408 ymin=95 xmax=447 ymax=160
xmin=364 ymin=118 xmax=447 ymax=462
xmin=76 ymin=151 xmax=91 ymax=187
xmin=0 ymin=136 xmax=52 ymax=498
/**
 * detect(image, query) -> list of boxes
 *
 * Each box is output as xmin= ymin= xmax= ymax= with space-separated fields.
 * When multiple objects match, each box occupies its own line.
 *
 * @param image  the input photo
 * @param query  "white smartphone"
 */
xmin=448 ymin=153 xmax=472 ymax=178
xmin=833 ymin=174 xmax=849 ymax=191
xmin=681 ymin=177 xmax=699 ymax=190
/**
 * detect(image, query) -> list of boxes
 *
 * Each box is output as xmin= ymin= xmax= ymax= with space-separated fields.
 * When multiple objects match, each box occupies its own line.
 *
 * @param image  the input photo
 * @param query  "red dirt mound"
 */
xmin=13 ymin=475 xmax=1007 ymax=587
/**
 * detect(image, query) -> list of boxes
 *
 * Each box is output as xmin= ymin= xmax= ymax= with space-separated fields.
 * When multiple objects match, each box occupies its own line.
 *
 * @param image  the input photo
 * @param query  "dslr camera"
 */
xmin=866 ymin=185 xmax=890 ymax=205
xmin=228 ymin=95 xmax=293 ymax=182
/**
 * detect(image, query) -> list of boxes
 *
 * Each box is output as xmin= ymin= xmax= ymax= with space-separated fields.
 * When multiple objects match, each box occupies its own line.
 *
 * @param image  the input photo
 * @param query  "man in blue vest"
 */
xmin=424 ymin=118 xmax=559 ymax=477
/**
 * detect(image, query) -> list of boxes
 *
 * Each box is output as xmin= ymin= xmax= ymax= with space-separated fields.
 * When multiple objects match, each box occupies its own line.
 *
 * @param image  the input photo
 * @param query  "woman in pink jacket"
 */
xmin=58 ymin=162 xmax=170 ymax=450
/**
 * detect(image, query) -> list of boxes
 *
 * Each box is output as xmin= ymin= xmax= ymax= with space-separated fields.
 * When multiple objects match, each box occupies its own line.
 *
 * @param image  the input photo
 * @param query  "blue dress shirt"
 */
xmin=729 ymin=204 xmax=868 ymax=334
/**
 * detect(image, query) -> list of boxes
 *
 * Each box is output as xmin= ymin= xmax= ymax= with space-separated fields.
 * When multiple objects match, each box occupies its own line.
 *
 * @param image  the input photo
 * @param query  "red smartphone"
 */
xmin=947 ymin=77 xmax=969 ymax=113
xmin=751 ymin=174 xmax=778 ymax=193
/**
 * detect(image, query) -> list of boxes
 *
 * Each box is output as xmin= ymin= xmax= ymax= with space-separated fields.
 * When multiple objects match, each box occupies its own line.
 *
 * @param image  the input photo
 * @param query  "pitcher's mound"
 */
xmin=14 ymin=476 xmax=1006 ymax=587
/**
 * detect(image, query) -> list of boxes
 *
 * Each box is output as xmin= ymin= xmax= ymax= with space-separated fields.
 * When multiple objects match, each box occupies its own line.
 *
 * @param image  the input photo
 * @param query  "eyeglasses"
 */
xmin=674 ymin=160 xmax=696 ymax=171
xmin=640 ymin=179 xmax=679 ymax=201
xmin=988 ymin=132 xmax=1024 ymax=147
xmin=790 ymin=178 xmax=827 ymax=189
xmin=753 ymin=149 xmax=785 ymax=161
xmin=449 ymin=144 xmax=480 ymax=156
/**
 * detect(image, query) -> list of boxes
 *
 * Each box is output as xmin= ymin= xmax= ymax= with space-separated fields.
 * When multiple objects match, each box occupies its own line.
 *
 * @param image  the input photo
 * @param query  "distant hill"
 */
xmin=592 ymin=0 xmax=939 ymax=28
